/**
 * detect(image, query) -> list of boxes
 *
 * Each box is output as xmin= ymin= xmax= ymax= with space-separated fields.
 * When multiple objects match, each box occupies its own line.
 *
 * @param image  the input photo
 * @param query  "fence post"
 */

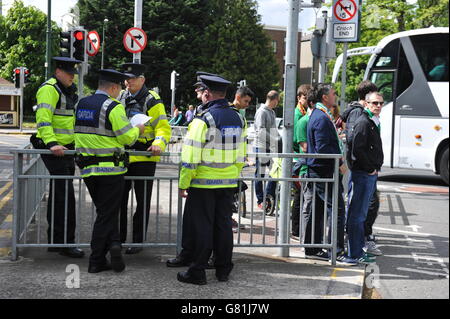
xmin=11 ymin=151 xmax=23 ymax=261
xmin=176 ymin=163 xmax=183 ymax=255
xmin=331 ymin=157 xmax=339 ymax=266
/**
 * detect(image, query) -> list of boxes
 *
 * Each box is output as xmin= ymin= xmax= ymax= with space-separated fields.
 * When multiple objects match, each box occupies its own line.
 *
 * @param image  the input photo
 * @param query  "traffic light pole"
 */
xmin=19 ymin=68 xmax=24 ymax=132
xmin=45 ymin=0 xmax=52 ymax=80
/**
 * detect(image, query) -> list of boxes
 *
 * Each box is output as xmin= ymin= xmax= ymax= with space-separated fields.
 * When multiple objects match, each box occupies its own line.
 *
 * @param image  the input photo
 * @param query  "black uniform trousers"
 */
xmin=84 ymin=175 xmax=124 ymax=266
xmin=186 ymin=187 xmax=235 ymax=280
xmin=119 ymin=161 xmax=156 ymax=243
xmin=41 ymin=153 xmax=76 ymax=244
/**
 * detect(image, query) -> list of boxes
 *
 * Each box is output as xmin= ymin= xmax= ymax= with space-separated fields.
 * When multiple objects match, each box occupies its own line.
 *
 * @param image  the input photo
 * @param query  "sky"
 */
xmin=1 ymin=0 xmax=320 ymax=31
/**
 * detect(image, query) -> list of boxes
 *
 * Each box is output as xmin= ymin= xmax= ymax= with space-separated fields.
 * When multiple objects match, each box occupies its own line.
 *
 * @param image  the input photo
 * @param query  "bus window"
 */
xmin=370 ymin=72 xmax=394 ymax=103
xmin=374 ymin=39 xmax=399 ymax=68
xmin=397 ymin=45 xmax=414 ymax=97
xmin=410 ymin=33 xmax=449 ymax=82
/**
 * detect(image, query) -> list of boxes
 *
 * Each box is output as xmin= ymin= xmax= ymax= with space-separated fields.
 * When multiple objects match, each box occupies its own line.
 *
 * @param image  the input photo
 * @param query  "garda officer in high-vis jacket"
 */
xmin=176 ymin=75 xmax=247 ymax=285
xmin=117 ymin=63 xmax=171 ymax=254
xmin=32 ymin=57 xmax=84 ymax=258
xmin=74 ymin=69 xmax=145 ymax=274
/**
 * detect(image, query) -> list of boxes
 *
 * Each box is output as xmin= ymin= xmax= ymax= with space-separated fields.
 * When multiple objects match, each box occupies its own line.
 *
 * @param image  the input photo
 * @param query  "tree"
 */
xmin=0 ymin=0 xmax=60 ymax=117
xmin=77 ymin=0 xmax=279 ymax=107
xmin=414 ymin=0 xmax=449 ymax=28
xmin=202 ymin=0 xmax=279 ymax=102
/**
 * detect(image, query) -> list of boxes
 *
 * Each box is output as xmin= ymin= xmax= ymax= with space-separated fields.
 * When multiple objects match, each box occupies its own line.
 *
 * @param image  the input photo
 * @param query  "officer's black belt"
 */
xmin=75 ymin=153 xmax=129 ymax=169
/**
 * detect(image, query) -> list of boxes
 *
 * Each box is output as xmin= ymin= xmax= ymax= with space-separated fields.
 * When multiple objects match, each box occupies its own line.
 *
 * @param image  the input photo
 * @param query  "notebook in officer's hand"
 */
xmin=130 ymin=114 xmax=152 ymax=127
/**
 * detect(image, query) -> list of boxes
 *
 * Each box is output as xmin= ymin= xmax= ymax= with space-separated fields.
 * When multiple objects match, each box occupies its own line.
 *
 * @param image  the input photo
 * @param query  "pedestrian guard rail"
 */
xmin=10 ymin=147 xmax=341 ymax=265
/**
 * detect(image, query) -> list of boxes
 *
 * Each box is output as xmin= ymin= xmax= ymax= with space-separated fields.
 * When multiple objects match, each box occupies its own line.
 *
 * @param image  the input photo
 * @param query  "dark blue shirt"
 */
xmin=306 ymin=108 xmax=341 ymax=177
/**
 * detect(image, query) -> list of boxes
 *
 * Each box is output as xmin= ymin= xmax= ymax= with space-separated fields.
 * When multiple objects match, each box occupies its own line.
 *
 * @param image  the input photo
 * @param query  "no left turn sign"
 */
xmin=123 ymin=27 xmax=147 ymax=54
xmin=87 ymin=31 xmax=100 ymax=56
xmin=334 ymin=0 xmax=357 ymax=22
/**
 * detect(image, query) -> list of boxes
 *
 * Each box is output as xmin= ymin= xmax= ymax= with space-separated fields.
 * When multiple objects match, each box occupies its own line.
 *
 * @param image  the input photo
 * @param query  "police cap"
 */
xmin=198 ymin=74 xmax=231 ymax=92
xmin=53 ymin=57 xmax=82 ymax=74
xmin=122 ymin=63 xmax=147 ymax=78
xmin=97 ymin=69 xmax=131 ymax=84
xmin=194 ymin=71 xmax=218 ymax=87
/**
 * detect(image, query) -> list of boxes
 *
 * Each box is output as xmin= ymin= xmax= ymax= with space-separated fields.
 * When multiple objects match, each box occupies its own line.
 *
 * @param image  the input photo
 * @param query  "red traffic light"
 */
xmin=74 ymin=31 xmax=84 ymax=41
xmin=15 ymin=69 xmax=20 ymax=74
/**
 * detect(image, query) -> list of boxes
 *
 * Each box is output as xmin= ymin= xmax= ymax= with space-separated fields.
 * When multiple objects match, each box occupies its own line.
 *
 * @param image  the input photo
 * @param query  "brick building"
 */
xmin=263 ymin=25 xmax=314 ymax=88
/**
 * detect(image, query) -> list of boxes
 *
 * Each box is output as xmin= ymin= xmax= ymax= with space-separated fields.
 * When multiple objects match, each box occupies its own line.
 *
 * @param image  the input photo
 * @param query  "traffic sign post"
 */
xmin=123 ymin=27 xmax=147 ymax=54
xmin=332 ymin=0 xmax=361 ymax=112
xmin=87 ymin=31 xmax=100 ymax=56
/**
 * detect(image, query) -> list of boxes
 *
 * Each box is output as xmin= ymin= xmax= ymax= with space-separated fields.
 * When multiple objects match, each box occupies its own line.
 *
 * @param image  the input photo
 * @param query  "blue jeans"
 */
xmin=346 ymin=170 xmax=378 ymax=259
xmin=254 ymin=148 xmax=277 ymax=204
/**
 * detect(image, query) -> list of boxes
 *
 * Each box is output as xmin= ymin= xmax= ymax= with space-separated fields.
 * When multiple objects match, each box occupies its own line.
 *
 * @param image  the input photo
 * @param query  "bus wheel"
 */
xmin=440 ymin=147 xmax=449 ymax=185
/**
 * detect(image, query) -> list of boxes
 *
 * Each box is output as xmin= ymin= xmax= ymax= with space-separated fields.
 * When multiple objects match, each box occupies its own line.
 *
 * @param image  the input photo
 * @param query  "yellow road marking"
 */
xmin=4 ymin=214 xmax=12 ymax=223
xmin=0 ymin=181 xmax=12 ymax=197
xmin=0 ymin=189 xmax=13 ymax=211
xmin=0 ymin=247 xmax=11 ymax=257
xmin=0 ymin=229 xmax=12 ymax=237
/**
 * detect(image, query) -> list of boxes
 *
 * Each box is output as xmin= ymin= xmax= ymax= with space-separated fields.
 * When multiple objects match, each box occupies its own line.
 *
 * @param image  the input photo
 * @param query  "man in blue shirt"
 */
xmin=305 ymin=83 xmax=346 ymax=261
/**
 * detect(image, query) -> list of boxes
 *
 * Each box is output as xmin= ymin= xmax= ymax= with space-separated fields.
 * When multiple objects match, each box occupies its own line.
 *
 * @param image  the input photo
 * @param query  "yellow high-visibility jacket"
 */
xmin=118 ymin=86 xmax=171 ymax=163
xmin=35 ymin=77 xmax=78 ymax=147
xmin=179 ymin=99 xmax=247 ymax=189
xmin=74 ymin=92 xmax=140 ymax=178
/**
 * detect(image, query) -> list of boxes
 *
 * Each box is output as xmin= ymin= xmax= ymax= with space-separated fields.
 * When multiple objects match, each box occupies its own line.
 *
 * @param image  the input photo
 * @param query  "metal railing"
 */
xmin=10 ymin=148 xmax=341 ymax=265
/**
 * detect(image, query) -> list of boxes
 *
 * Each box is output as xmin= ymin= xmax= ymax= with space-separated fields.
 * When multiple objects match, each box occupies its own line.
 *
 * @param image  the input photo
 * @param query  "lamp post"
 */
xmin=101 ymin=18 xmax=108 ymax=69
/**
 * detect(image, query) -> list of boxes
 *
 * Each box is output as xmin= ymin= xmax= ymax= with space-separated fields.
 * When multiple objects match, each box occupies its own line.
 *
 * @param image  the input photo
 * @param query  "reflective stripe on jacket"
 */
xmin=74 ymin=92 xmax=139 ymax=178
xmin=118 ymin=87 xmax=171 ymax=163
xmin=179 ymin=99 xmax=247 ymax=189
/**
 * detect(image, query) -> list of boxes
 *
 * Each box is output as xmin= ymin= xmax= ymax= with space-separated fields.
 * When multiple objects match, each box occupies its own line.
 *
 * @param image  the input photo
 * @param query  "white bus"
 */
xmin=333 ymin=27 xmax=449 ymax=184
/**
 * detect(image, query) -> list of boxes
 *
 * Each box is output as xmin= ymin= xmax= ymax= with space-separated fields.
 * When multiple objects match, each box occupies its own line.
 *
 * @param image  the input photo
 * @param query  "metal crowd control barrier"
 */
xmin=11 ymin=148 xmax=341 ymax=265
xmin=10 ymin=148 xmax=182 ymax=262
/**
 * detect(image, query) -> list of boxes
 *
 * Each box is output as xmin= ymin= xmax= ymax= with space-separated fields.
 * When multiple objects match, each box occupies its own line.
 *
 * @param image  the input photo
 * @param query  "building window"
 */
xmin=272 ymin=40 xmax=277 ymax=53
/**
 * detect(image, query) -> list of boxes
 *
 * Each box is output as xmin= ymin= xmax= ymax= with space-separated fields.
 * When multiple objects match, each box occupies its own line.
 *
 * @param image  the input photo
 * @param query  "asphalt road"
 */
xmin=371 ymin=168 xmax=449 ymax=299
xmin=0 ymin=134 xmax=448 ymax=299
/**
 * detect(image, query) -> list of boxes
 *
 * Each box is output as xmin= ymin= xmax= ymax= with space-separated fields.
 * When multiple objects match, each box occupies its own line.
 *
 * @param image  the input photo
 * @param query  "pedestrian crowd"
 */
xmin=30 ymin=55 xmax=384 ymax=285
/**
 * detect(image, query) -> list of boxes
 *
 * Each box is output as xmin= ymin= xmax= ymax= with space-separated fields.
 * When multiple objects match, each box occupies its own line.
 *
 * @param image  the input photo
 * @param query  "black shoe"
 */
xmin=166 ymin=256 xmax=191 ymax=267
xmin=216 ymin=274 xmax=229 ymax=282
xmin=110 ymin=245 xmax=126 ymax=273
xmin=47 ymin=247 xmax=60 ymax=253
xmin=177 ymin=271 xmax=207 ymax=285
xmin=88 ymin=262 xmax=113 ymax=274
xmin=125 ymin=247 xmax=143 ymax=255
xmin=59 ymin=248 xmax=85 ymax=258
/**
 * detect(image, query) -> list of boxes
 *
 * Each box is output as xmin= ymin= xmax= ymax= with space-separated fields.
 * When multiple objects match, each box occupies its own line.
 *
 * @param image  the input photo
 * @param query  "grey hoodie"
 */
xmin=253 ymin=104 xmax=280 ymax=153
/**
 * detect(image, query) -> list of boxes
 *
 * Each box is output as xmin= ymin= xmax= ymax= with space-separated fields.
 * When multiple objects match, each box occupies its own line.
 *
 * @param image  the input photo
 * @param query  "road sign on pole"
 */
xmin=123 ymin=27 xmax=147 ymax=54
xmin=332 ymin=0 xmax=360 ymax=42
xmin=87 ymin=31 xmax=100 ymax=56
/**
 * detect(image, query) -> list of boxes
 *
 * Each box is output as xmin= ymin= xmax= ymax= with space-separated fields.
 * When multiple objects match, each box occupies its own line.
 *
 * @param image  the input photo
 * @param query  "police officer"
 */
xmin=74 ymin=69 xmax=145 ymax=273
xmin=118 ymin=63 xmax=171 ymax=254
xmin=166 ymin=71 xmax=217 ymax=268
xmin=32 ymin=57 xmax=84 ymax=258
xmin=176 ymin=74 xmax=247 ymax=285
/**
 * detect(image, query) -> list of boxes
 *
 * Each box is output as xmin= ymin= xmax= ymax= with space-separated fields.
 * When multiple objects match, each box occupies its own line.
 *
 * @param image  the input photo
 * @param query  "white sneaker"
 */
xmin=365 ymin=240 xmax=382 ymax=256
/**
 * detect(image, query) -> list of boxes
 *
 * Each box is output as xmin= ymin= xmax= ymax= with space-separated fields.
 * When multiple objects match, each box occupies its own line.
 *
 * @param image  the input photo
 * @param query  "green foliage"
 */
xmin=328 ymin=0 xmax=449 ymax=103
xmin=77 ymin=0 xmax=279 ymax=108
xmin=0 ymin=0 xmax=60 ymax=115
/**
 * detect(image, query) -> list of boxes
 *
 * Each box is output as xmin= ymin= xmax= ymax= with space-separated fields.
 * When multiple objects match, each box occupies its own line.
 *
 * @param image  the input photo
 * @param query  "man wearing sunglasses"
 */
xmin=344 ymin=92 xmax=384 ymax=265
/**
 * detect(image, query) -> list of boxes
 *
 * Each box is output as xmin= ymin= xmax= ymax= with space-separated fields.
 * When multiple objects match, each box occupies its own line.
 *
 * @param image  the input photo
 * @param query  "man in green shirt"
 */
xmin=291 ymin=85 xmax=313 ymax=239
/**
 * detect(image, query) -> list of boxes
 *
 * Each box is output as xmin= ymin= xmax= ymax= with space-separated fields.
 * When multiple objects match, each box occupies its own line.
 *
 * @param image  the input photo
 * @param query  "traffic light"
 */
xmin=60 ymin=31 xmax=72 ymax=57
xmin=174 ymin=72 xmax=180 ymax=88
xmin=72 ymin=29 xmax=86 ymax=62
xmin=13 ymin=68 xmax=20 ymax=88
xmin=24 ymin=68 xmax=30 ymax=84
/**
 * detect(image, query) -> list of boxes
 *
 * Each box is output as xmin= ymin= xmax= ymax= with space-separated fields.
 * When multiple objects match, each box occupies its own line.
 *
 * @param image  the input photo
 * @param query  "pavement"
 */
xmin=0 ymin=162 xmax=366 ymax=299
